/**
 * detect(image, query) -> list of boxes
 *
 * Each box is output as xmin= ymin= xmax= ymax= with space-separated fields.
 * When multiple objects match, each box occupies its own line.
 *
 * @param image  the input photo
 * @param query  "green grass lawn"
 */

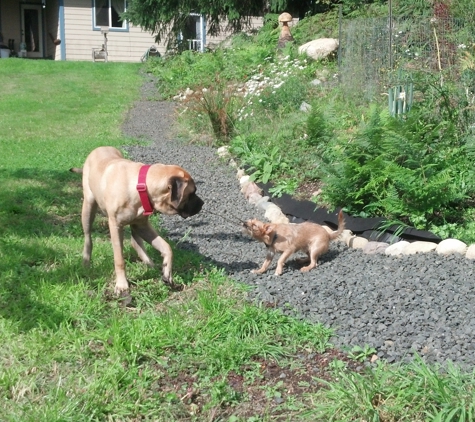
xmin=0 ymin=60 xmax=334 ymax=421
xmin=1 ymin=59 xmax=474 ymax=422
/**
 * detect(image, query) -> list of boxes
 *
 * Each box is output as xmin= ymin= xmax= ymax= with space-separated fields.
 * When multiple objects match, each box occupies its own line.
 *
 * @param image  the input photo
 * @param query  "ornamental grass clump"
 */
xmin=182 ymin=80 xmax=241 ymax=143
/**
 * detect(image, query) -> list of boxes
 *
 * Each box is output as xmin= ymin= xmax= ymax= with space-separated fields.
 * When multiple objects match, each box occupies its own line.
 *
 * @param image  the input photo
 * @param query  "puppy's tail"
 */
xmin=69 ymin=167 xmax=83 ymax=174
xmin=329 ymin=209 xmax=346 ymax=241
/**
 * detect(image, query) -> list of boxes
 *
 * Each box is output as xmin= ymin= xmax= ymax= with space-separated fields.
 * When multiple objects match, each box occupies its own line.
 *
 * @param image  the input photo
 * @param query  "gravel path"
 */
xmin=122 ymin=76 xmax=475 ymax=370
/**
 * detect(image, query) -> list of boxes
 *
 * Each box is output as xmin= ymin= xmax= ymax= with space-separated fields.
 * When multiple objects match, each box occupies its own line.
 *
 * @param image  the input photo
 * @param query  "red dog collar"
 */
xmin=137 ymin=165 xmax=154 ymax=216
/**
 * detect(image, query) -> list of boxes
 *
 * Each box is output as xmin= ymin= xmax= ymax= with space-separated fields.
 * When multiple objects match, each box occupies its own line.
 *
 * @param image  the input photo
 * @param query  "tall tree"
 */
xmin=123 ymin=0 xmax=266 ymax=47
xmin=122 ymin=0 xmax=336 ymax=47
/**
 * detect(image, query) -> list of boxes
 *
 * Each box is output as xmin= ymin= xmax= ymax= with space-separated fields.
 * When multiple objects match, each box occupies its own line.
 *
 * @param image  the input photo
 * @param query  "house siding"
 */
xmin=46 ymin=1 xmax=61 ymax=60
xmin=0 ymin=0 xmax=264 ymax=62
xmin=63 ymin=0 xmax=264 ymax=62
xmin=0 ymin=1 xmax=20 ymax=49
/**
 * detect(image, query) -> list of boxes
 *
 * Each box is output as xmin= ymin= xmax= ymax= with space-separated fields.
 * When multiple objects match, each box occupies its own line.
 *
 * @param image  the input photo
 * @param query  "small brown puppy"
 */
xmin=243 ymin=210 xmax=345 ymax=275
xmin=71 ymin=146 xmax=203 ymax=294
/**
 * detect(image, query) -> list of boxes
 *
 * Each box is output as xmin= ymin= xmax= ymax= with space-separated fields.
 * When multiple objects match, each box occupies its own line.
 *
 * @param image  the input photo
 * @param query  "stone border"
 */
xmin=218 ymin=146 xmax=475 ymax=260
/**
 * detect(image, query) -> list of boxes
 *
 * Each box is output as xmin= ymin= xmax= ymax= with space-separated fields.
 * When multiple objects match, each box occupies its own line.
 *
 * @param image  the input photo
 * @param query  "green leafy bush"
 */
xmin=319 ymin=76 xmax=475 ymax=233
xmin=230 ymin=135 xmax=290 ymax=184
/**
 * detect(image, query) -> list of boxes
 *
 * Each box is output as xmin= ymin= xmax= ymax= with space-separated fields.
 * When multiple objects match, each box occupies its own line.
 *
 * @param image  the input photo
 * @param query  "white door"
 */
xmin=21 ymin=4 xmax=44 ymax=58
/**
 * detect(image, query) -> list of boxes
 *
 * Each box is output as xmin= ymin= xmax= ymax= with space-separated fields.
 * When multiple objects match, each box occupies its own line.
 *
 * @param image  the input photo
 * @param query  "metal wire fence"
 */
xmin=338 ymin=15 xmax=474 ymax=101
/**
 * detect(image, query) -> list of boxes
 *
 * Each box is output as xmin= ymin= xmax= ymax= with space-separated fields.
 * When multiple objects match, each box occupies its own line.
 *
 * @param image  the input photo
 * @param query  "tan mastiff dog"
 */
xmin=72 ymin=146 xmax=203 ymax=293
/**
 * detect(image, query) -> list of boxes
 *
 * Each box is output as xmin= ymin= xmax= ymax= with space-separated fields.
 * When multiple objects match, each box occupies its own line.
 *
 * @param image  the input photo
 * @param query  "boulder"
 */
xmin=255 ymin=196 xmax=271 ymax=210
xmin=385 ymin=241 xmax=410 ymax=256
xmin=436 ymin=238 xmax=467 ymax=256
xmin=273 ymin=215 xmax=290 ymax=224
xmin=402 ymin=241 xmax=437 ymax=255
xmin=217 ymin=145 xmax=230 ymax=158
xmin=465 ymin=244 xmax=475 ymax=260
xmin=239 ymin=175 xmax=250 ymax=186
xmin=339 ymin=229 xmax=354 ymax=245
xmin=363 ymin=241 xmax=389 ymax=255
xmin=298 ymin=38 xmax=339 ymax=61
xmin=242 ymin=181 xmax=262 ymax=199
xmin=248 ymin=192 xmax=263 ymax=205
xmin=348 ymin=236 xmax=368 ymax=249
xmin=265 ymin=204 xmax=289 ymax=223
xmin=236 ymin=168 xmax=246 ymax=179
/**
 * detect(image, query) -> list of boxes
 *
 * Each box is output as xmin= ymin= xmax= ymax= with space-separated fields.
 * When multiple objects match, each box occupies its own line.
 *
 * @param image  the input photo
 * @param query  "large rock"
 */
xmin=348 ymin=236 xmax=368 ymax=249
xmin=402 ymin=241 xmax=437 ymax=255
xmin=298 ymin=38 xmax=339 ymax=61
xmin=265 ymin=203 xmax=289 ymax=223
xmin=436 ymin=238 xmax=467 ymax=256
xmin=385 ymin=241 xmax=410 ymax=256
xmin=242 ymin=181 xmax=262 ymax=199
xmin=363 ymin=241 xmax=389 ymax=255
xmin=466 ymin=244 xmax=475 ymax=260
xmin=339 ymin=229 xmax=354 ymax=245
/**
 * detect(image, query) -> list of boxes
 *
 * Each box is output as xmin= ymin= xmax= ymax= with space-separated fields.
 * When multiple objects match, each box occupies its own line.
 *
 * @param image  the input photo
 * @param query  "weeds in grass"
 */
xmin=310 ymin=355 xmax=475 ymax=421
xmin=348 ymin=344 xmax=378 ymax=362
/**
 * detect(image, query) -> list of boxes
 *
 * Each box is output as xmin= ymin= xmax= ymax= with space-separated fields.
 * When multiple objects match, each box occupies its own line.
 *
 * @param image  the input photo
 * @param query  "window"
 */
xmin=182 ymin=14 xmax=206 ymax=52
xmin=94 ymin=0 xmax=126 ymax=29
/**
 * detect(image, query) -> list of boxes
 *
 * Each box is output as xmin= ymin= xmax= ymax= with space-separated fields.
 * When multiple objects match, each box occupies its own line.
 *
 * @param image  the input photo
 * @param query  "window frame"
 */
xmin=92 ymin=0 xmax=129 ymax=32
xmin=178 ymin=13 xmax=206 ymax=52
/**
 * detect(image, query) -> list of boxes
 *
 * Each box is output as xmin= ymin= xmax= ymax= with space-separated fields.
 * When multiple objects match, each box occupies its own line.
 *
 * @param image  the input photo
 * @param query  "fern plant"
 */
xmin=319 ymin=97 xmax=475 ymax=231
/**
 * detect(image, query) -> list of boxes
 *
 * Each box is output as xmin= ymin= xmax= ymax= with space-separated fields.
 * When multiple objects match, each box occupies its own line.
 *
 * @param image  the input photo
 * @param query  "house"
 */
xmin=0 ymin=0 xmax=263 ymax=62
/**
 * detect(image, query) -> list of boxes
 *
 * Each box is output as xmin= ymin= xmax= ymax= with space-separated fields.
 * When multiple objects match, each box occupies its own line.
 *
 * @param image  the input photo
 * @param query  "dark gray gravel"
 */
xmin=122 ymin=78 xmax=475 ymax=370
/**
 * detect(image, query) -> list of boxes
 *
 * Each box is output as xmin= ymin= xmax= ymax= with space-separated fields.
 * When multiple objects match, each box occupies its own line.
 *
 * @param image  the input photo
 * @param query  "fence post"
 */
xmin=338 ymin=4 xmax=342 ymax=81
xmin=389 ymin=0 xmax=393 ymax=71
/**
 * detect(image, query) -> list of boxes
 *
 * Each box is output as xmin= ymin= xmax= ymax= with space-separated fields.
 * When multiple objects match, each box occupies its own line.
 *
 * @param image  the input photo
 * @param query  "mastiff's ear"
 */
xmin=169 ymin=176 xmax=187 ymax=208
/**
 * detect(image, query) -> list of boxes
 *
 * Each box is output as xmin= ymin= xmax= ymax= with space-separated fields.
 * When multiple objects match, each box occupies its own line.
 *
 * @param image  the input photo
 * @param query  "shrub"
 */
xmin=318 ymin=75 xmax=475 ymax=233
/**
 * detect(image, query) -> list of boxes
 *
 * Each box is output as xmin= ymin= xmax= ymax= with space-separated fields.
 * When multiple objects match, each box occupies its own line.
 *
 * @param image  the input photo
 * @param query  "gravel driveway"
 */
xmin=122 ymin=76 xmax=475 ymax=370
